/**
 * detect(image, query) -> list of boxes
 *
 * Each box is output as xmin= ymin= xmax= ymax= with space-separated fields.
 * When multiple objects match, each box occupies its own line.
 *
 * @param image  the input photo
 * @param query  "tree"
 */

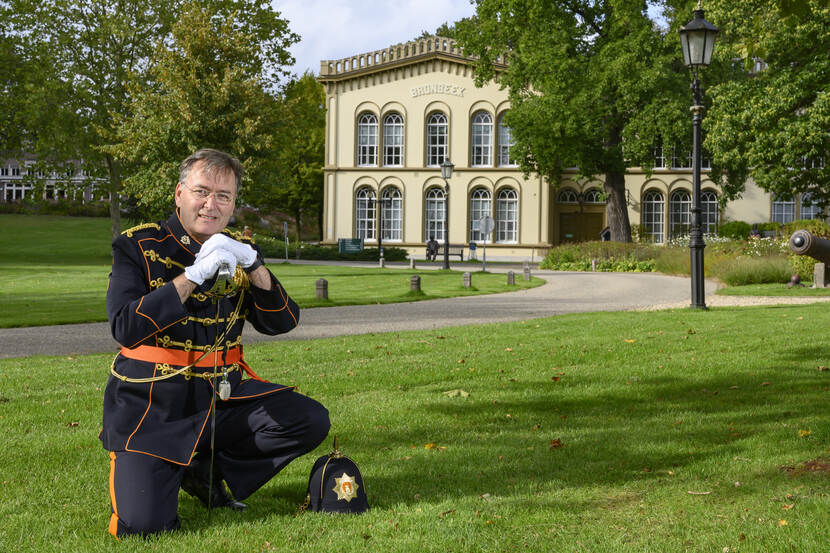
xmin=5 ymin=0 xmax=180 ymax=239
xmin=455 ymin=1 xmax=697 ymax=241
xmin=109 ymin=1 xmax=294 ymax=220
xmin=6 ymin=0 xmax=297 ymax=240
xmin=255 ymin=72 xmax=326 ymax=241
xmin=704 ymin=0 xmax=830 ymax=211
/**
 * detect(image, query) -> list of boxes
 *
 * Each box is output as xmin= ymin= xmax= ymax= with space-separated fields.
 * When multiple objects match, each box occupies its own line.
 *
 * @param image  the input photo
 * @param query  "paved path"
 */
xmin=0 ymin=268 xmax=711 ymax=359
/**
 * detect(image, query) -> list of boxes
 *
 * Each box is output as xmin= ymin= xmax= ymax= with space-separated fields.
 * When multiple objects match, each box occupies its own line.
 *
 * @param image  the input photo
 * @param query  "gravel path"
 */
xmin=2 ymin=265 xmax=829 ymax=359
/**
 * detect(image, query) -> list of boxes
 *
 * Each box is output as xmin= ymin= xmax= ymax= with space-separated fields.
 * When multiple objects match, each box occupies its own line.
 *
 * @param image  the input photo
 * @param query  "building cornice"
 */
xmin=318 ymin=36 xmax=506 ymax=83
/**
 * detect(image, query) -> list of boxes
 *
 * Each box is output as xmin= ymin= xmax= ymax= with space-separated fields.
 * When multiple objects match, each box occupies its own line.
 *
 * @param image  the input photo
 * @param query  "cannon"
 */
xmin=788 ymin=230 xmax=830 ymax=287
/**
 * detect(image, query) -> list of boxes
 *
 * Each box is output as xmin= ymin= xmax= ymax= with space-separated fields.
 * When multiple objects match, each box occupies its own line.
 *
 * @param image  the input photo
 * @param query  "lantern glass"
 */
xmin=440 ymin=159 xmax=454 ymax=180
xmin=679 ymin=9 xmax=718 ymax=68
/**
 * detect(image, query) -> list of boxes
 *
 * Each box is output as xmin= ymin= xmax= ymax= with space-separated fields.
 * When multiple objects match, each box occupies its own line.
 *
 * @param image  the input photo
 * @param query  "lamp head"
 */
xmin=440 ymin=159 xmax=454 ymax=180
xmin=678 ymin=7 xmax=719 ymax=69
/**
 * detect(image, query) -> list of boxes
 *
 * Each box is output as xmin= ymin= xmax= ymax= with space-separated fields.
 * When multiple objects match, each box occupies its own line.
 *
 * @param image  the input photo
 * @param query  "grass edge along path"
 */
xmin=1 ymin=304 xmax=829 ymax=552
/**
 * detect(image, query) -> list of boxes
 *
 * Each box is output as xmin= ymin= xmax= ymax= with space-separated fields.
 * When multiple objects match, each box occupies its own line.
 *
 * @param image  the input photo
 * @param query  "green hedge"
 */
xmin=0 ymin=199 xmax=110 ymax=217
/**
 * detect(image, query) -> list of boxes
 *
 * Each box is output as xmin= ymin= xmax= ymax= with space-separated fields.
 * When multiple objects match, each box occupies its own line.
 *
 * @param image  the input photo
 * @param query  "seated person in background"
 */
xmin=426 ymin=237 xmax=439 ymax=261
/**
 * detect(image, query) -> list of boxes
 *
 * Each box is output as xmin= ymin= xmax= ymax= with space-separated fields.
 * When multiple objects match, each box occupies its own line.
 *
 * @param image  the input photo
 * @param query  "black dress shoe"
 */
xmin=181 ymin=463 xmax=248 ymax=511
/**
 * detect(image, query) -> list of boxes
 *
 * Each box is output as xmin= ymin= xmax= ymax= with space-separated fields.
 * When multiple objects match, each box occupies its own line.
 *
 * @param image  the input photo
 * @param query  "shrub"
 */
xmin=711 ymin=255 xmax=791 ymax=286
xmin=717 ymin=220 xmax=752 ymax=240
xmin=540 ymin=241 xmax=657 ymax=271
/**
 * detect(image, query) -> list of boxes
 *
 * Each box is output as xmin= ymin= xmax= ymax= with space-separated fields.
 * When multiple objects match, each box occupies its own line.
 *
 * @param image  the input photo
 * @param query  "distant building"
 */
xmin=1 ymin=153 xmax=107 ymax=203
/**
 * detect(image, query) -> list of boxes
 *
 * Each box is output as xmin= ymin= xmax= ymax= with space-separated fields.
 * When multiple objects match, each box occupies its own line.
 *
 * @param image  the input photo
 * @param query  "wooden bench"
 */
xmin=426 ymin=244 xmax=464 ymax=261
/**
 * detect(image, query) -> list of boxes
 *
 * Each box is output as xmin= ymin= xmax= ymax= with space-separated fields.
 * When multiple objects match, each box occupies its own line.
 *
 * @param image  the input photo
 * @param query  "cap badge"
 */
xmin=332 ymin=473 xmax=359 ymax=502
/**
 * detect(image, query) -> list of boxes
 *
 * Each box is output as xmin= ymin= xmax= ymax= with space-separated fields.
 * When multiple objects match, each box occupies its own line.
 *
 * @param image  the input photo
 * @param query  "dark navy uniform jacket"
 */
xmin=100 ymin=211 xmax=300 ymax=465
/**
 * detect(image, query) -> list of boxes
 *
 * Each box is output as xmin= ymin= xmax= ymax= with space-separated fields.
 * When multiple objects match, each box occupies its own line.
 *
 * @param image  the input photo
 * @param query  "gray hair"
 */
xmin=179 ymin=148 xmax=244 ymax=191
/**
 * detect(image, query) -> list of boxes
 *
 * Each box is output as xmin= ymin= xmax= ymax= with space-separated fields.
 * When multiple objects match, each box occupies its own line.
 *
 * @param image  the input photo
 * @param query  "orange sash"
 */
xmin=118 ymin=344 xmax=264 ymax=381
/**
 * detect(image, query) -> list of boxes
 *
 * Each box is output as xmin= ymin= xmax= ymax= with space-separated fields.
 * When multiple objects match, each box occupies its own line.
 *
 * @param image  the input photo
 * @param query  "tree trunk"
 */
xmin=294 ymin=209 xmax=302 ymax=243
xmin=604 ymin=171 xmax=631 ymax=242
xmin=106 ymin=155 xmax=122 ymax=242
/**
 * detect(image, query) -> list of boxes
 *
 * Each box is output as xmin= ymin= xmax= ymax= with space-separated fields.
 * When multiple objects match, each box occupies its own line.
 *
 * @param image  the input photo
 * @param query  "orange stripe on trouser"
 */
xmin=108 ymin=451 xmax=120 ymax=539
xmin=118 ymin=345 xmax=264 ymax=381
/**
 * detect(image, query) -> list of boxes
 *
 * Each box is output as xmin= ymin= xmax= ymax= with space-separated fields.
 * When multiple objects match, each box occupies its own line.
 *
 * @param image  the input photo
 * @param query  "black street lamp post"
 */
xmin=440 ymin=160 xmax=454 ymax=270
xmin=679 ymin=3 xmax=718 ymax=309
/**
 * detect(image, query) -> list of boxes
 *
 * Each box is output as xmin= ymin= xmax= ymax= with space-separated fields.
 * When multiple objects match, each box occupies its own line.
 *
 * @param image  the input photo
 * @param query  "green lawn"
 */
xmin=717 ymin=282 xmax=830 ymax=296
xmin=0 ymin=214 xmax=541 ymax=327
xmin=1 ymin=305 xmax=829 ymax=551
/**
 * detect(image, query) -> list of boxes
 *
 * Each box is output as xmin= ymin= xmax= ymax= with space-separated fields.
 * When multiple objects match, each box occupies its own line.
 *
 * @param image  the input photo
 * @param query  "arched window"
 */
xmin=642 ymin=190 xmax=665 ymax=243
xmin=497 ymin=113 xmax=516 ymax=167
xmin=800 ymin=193 xmax=823 ymax=220
xmin=669 ymin=189 xmax=692 ymax=238
xmin=357 ymin=113 xmax=378 ymax=166
xmin=383 ymin=113 xmax=404 ymax=167
xmin=381 ymin=187 xmax=402 ymax=241
xmin=424 ymin=187 xmax=447 ymax=242
xmin=772 ymin=194 xmax=795 ymax=224
xmin=583 ymin=188 xmax=605 ymax=204
xmin=471 ymin=111 xmax=493 ymax=167
xmin=557 ymin=189 xmax=579 ymax=204
xmin=496 ymin=188 xmax=518 ymax=243
xmin=355 ymin=187 xmax=376 ymax=240
xmin=426 ymin=112 xmax=448 ymax=167
xmin=469 ymin=188 xmax=492 ymax=243
xmin=701 ymin=190 xmax=719 ymax=234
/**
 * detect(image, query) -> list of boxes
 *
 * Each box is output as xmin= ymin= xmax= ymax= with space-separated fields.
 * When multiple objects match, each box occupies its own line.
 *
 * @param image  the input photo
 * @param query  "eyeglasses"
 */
xmin=182 ymin=181 xmax=235 ymax=206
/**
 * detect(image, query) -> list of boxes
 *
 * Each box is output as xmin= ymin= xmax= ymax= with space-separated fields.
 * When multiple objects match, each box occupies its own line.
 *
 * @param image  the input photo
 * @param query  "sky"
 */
xmin=275 ymin=0 xmax=478 ymax=78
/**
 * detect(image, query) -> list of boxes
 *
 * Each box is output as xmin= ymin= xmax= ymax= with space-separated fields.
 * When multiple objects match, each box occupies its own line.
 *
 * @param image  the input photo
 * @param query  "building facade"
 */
xmin=1 ymin=153 xmax=105 ymax=203
xmin=319 ymin=37 xmax=814 ymax=261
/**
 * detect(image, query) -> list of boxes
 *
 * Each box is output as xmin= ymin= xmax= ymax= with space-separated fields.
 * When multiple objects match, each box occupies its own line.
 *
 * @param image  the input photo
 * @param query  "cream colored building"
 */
xmin=318 ymin=37 xmax=813 ymax=261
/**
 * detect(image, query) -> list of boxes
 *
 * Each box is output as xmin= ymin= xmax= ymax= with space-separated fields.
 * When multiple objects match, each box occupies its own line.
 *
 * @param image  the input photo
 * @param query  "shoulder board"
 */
xmin=224 ymin=229 xmax=255 ymax=244
xmin=122 ymin=223 xmax=161 ymax=237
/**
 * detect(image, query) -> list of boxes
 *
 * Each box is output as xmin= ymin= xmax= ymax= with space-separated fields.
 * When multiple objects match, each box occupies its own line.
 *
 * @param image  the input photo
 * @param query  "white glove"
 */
xmin=184 ymin=249 xmax=237 ymax=285
xmin=196 ymin=233 xmax=258 ymax=268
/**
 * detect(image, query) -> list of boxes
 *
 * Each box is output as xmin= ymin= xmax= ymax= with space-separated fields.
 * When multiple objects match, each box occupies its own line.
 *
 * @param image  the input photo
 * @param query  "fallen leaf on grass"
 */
xmin=761 ymin=381 xmax=771 ymax=386
xmin=551 ymin=376 xmax=561 ymax=382
xmin=504 ymin=347 xmax=513 ymax=352
xmin=66 ymin=422 xmax=79 ymax=427
xmin=440 ymin=509 xmax=456 ymax=518
xmin=549 ymin=439 xmax=565 ymax=449
xmin=687 ymin=491 xmax=712 ymax=495
xmin=782 ymin=504 xmax=794 ymax=510
xmin=778 ymin=519 xmax=788 ymax=527
xmin=798 ymin=429 xmax=812 ymax=438
xmin=624 ymin=339 xmax=636 ymax=343
xmin=819 ymin=366 xmax=829 ymax=372
xmin=424 ymin=442 xmax=447 ymax=451
xmin=442 ymin=389 xmax=469 ymax=398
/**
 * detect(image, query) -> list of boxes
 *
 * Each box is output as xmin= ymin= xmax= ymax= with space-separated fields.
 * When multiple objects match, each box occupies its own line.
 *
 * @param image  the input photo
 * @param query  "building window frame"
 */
xmin=669 ymin=189 xmax=692 ymax=238
xmin=557 ymin=188 xmax=579 ymax=204
xmin=495 ymin=188 xmax=518 ymax=244
xmin=642 ymin=190 xmax=665 ymax=244
xmin=701 ymin=190 xmax=719 ymax=234
xmin=471 ymin=111 xmax=493 ymax=167
xmin=497 ymin=113 xmax=516 ymax=167
xmin=357 ymin=112 xmax=378 ymax=167
xmin=424 ymin=187 xmax=447 ymax=243
xmin=355 ymin=187 xmax=376 ymax=240
xmin=381 ymin=187 xmax=402 ymax=241
xmin=382 ymin=113 xmax=404 ymax=167
xmin=772 ymin=195 xmax=795 ymax=224
xmin=426 ymin=112 xmax=448 ymax=167
xmin=469 ymin=188 xmax=492 ymax=243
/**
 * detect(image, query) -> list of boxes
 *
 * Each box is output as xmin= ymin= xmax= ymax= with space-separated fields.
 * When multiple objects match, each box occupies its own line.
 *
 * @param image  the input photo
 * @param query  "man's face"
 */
xmin=174 ymin=161 xmax=236 ymax=243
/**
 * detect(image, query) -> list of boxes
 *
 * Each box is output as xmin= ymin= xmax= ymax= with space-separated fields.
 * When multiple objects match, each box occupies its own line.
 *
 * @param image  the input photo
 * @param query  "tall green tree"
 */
xmin=256 ymin=72 xmax=326 ymax=241
xmin=456 ymin=1 xmax=697 ymax=241
xmin=5 ymin=0 xmax=178 ymax=239
xmin=109 ymin=1 xmax=293 ymax=219
xmin=704 ymin=0 xmax=830 ymax=211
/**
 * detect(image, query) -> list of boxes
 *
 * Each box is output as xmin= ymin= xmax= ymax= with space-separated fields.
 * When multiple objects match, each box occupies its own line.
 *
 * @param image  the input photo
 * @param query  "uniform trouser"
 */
xmin=107 ymin=390 xmax=330 ymax=538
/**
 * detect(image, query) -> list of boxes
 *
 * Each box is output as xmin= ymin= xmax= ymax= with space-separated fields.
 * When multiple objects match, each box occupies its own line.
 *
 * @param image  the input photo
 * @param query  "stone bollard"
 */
xmin=379 ymin=257 xmax=385 ymax=268
xmin=814 ymin=262 xmax=828 ymax=288
xmin=591 ymin=258 xmax=598 ymax=272
xmin=316 ymin=278 xmax=328 ymax=299
xmin=410 ymin=275 xmax=421 ymax=292
xmin=410 ymin=258 xmax=416 ymax=269
xmin=463 ymin=272 xmax=471 ymax=288
xmin=523 ymin=266 xmax=531 ymax=281
xmin=507 ymin=271 xmax=515 ymax=285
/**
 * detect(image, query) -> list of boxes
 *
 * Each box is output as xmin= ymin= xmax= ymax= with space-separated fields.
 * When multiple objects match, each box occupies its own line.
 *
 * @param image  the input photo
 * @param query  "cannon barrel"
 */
xmin=788 ymin=230 xmax=830 ymax=264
